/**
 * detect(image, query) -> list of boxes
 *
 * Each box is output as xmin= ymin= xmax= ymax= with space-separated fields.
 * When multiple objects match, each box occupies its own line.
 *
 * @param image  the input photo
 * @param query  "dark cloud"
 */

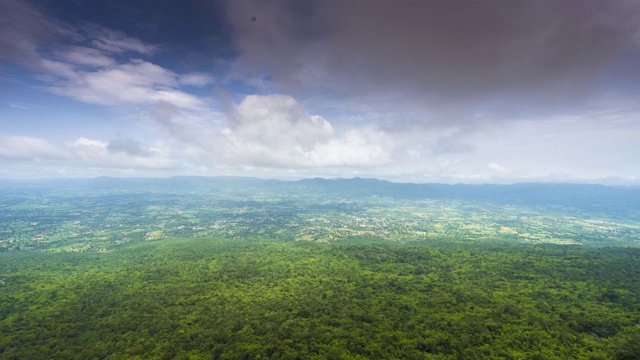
xmin=225 ymin=0 xmax=640 ymax=125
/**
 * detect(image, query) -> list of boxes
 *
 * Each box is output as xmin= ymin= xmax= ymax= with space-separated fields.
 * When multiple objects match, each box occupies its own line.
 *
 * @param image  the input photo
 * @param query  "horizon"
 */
xmin=2 ymin=1 xmax=640 ymax=184
xmin=1 ymin=174 xmax=638 ymax=188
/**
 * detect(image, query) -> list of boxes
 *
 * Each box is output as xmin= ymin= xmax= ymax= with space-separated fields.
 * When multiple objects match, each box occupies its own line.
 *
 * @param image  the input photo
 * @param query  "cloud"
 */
xmin=225 ymin=0 xmax=640 ymax=125
xmin=2 ymin=0 xmax=639 ymax=182
xmin=0 ymin=133 xmax=66 ymax=160
xmin=220 ymin=94 xmax=392 ymax=168
xmin=432 ymin=130 xmax=477 ymax=155
xmin=68 ymin=137 xmax=176 ymax=169
xmin=106 ymin=138 xmax=154 ymax=157
xmin=179 ymin=73 xmax=215 ymax=87
xmin=83 ymin=24 xmax=157 ymax=55
xmin=0 ymin=0 xmax=73 ymax=66
xmin=304 ymin=128 xmax=391 ymax=167
xmin=0 ymin=133 xmax=180 ymax=172
xmin=150 ymin=101 xmax=222 ymax=152
xmin=0 ymin=0 xmax=210 ymax=113
xmin=45 ymin=59 xmax=206 ymax=109
xmin=51 ymin=46 xmax=117 ymax=68
xmin=0 ymin=1 xmax=153 ymax=68
xmin=488 ymin=162 xmax=510 ymax=174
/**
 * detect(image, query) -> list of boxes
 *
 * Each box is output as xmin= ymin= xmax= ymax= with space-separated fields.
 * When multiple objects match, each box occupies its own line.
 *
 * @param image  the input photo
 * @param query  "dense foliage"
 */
xmin=1 ymin=237 xmax=639 ymax=359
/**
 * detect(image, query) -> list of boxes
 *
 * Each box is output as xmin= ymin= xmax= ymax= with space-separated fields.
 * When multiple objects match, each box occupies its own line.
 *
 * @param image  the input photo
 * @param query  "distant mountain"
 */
xmin=282 ymin=178 xmax=637 ymax=212
xmin=1 ymin=176 xmax=639 ymax=215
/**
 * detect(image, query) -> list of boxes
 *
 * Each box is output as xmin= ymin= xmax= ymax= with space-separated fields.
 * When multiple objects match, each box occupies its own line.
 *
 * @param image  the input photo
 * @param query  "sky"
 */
xmin=1 ymin=0 xmax=640 ymax=184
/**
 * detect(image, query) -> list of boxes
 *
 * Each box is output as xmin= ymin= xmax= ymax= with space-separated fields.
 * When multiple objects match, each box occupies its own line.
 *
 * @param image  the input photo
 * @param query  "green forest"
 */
xmin=1 ymin=237 xmax=639 ymax=359
xmin=2 ymin=178 xmax=640 ymax=359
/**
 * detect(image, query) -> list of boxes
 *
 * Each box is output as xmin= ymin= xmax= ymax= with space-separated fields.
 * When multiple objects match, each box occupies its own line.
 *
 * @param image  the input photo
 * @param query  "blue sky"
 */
xmin=1 ymin=0 xmax=640 ymax=184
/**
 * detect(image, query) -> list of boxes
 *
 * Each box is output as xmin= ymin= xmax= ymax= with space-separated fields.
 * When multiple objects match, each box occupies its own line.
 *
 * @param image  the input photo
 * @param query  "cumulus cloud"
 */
xmin=220 ymin=94 xmax=392 ymax=168
xmin=305 ymin=128 xmax=391 ymax=167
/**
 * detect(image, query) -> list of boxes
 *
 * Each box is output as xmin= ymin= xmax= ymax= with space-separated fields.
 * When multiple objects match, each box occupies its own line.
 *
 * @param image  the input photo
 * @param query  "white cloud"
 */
xmin=488 ymin=162 xmax=510 ymax=174
xmin=0 ymin=134 xmax=66 ymax=160
xmin=67 ymin=137 xmax=176 ymax=169
xmin=69 ymin=137 xmax=108 ymax=151
xmin=38 ymin=58 xmax=77 ymax=79
xmin=0 ymin=1 xmax=205 ymax=113
xmin=0 ymin=134 xmax=187 ymax=176
xmin=51 ymin=46 xmax=117 ymax=67
xmin=179 ymin=73 xmax=215 ymax=87
xmin=45 ymin=59 xmax=205 ymax=110
xmin=84 ymin=24 xmax=157 ymax=55
xmin=304 ymin=129 xmax=391 ymax=167
xmin=150 ymin=101 xmax=222 ymax=152
xmin=220 ymin=94 xmax=392 ymax=168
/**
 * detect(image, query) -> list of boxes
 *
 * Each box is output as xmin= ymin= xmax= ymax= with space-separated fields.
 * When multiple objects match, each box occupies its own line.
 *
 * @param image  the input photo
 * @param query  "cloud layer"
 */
xmin=1 ymin=0 xmax=640 ymax=183
xmin=226 ymin=0 xmax=640 ymax=123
